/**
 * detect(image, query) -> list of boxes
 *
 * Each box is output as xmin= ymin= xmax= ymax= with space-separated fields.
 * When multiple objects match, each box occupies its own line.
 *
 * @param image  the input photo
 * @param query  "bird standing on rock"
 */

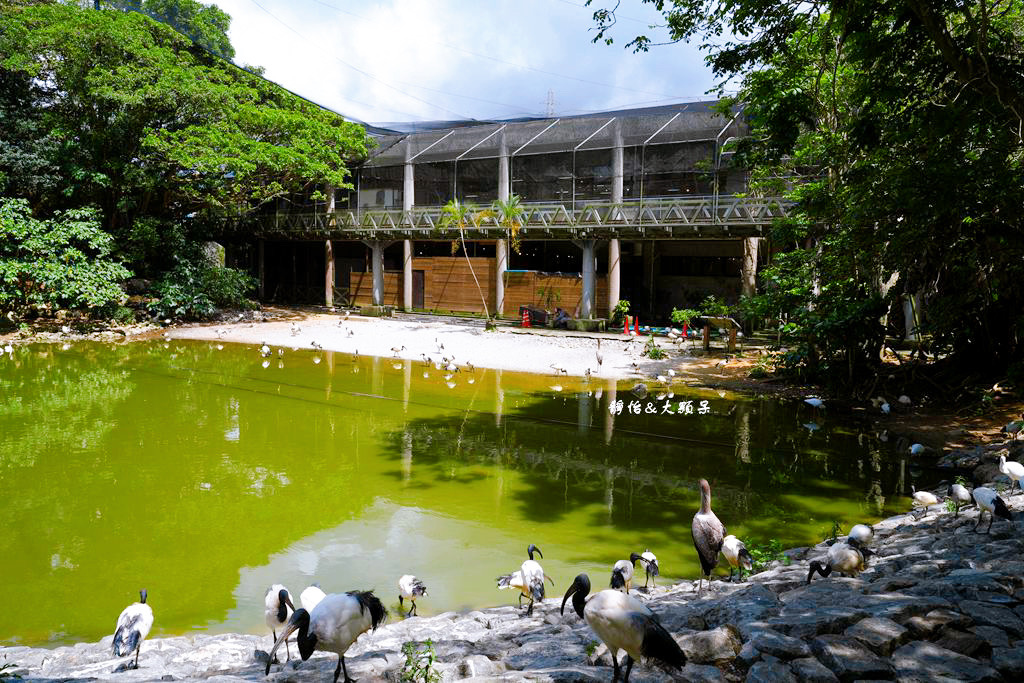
xmin=497 ymin=544 xmax=553 ymax=616
xmin=807 ymin=542 xmax=872 ymax=583
xmin=846 ymin=524 xmax=874 ymax=549
xmin=561 ymin=573 xmax=686 ymax=682
xmin=692 ymin=479 xmax=726 ymax=593
xmin=998 ymin=455 xmax=1024 ymax=495
xmin=947 ymin=483 xmax=972 ymax=518
xmin=911 ymin=485 xmax=940 ymax=518
xmin=721 ymin=535 xmax=753 ymax=582
xmin=972 ymin=487 xmax=1013 ymax=533
xmin=264 ymin=584 xmax=295 ymax=661
xmin=112 ymin=589 xmax=153 ymax=671
xmin=610 ymin=553 xmax=643 ymax=594
xmin=266 ymin=590 xmax=387 ymax=683
xmin=638 ymin=549 xmax=659 ymax=590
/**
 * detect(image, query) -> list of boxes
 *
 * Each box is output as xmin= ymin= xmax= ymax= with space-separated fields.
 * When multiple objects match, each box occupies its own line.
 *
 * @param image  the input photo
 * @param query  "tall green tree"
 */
xmin=0 ymin=1 xmax=369 ymax=275
xmin=590 ymin=1 xmax=1024 ymax=386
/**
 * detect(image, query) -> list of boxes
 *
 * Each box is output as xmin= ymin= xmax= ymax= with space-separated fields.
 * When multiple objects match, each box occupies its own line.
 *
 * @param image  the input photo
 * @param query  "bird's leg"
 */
xmin=270 ymin=629 xmax=280 ymax=663
xmin=728 ymin=567 xmax=735 ymax=583
xmin=622 ymin=655 xmax=635 ymax=682
xmin=333 ymin=656 xmax=342 ymax=683
xmin=697 ymin=575 xmax=703 ymax=594
xmin=341 ymin=655 xmax=355 ymax=683
xmin=133 ymin=644 xmax=140 ymax=670
xmin=399 ymin=595 xmax=404 ymax=608
xmin=987 ymin=512 xmax=995 ymax=534
xmin=285 ymin=633 xmax=291 ymax=662
xmin=611 ymin=652 xmax=621 ymax=681
xmin=954 ymin=503 xmax=960 ymax=519
xmin=526 ymin=597 xmax=534 ymax=616
xmin=974 ymin=510 xmax=985 ymax=532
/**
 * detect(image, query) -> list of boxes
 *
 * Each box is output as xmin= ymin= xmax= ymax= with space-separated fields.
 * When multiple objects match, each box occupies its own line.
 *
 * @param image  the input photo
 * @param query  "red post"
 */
xmin=623 ymin=317 xmax=630 ymax=335
xmin=521 ymin=309 xmax=531 ymax=328
xmin=634 ymin=317 xmax=640 ymax=335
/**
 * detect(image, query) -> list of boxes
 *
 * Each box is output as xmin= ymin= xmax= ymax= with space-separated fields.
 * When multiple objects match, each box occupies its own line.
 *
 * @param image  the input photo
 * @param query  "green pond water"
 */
xmin=0 ymin=339 xmax=912 ymax=648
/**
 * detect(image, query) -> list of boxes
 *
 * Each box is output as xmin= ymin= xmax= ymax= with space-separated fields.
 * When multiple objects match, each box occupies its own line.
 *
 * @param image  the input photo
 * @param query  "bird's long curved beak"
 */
xmin=559 ymin=585 xmax=576 ymax=615
xmin=265 ymin=620 xmax=301 ymax=676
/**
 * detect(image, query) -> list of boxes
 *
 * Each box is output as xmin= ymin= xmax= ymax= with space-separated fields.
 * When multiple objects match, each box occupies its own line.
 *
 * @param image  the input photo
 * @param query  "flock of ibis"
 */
xmin=100 ymin=464 xmax=1016 ymax=681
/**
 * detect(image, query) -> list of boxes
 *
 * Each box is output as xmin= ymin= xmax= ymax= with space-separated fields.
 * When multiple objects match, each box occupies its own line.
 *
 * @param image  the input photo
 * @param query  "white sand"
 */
xmin=168 ymin=312 xmax=692 ymax=380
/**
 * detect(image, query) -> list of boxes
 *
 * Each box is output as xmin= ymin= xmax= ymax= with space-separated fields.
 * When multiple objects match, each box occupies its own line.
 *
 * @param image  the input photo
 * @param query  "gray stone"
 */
xmin=701 ymin=584 xmax=783 ymax=638
xmin=746 ymin=660 xmax=797 ymax=683
xmin=750 ymin=629 xmax=810 ymax=660
xmin=970 ymin=624 xmax=1011 ymax=649
xmin=809 ymin=635 xmax=893 ymax=682
xmin=501 ymin=638 xmax=580 ymax=671
xmin=991 ymin=643 xmax=1024 ymax=679
xmin=737 ymin=640 xmax=761 ymax=666
xmin=903 ymin=608 xmax=971 ymax=639
xmin=933 ymin=629 xmax=991 ymax=658
xmin=770 ymin=607 xmax=870 ymax=639
xmin=681 ymin=663 xmax=727 ymax=682
xmin=459 ymin=654 xmax=506 ymax=677
xmin=844 ymin=616 xmax=908 ymax=656
xmin=789 ymin=657 xmax=839 ymax=683
xmin=891 ymin=641 xmax=1001 ymax=682
xmin=959 ymin=600 xmax=1024 ymax=638
xmin=676 ymin=624 xmax=742 ymax=664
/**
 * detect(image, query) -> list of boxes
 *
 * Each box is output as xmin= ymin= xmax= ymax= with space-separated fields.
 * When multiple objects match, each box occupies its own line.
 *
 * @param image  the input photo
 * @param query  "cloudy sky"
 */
xmin=211 ymin=0 xmax=724 ymax=126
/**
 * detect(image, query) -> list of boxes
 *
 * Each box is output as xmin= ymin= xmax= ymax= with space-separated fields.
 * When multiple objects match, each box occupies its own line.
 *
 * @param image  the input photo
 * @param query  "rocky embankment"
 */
xmin=5 ymin=481 xmax=1024 ymax=682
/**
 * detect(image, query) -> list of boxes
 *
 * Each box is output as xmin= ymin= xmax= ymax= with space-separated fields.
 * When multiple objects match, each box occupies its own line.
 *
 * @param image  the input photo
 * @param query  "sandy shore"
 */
xmin=168 ymin=310 xmax=712 ymax=381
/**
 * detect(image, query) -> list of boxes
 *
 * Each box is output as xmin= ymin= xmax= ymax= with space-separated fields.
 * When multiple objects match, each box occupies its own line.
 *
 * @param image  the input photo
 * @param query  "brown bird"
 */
xmin=691 ymin=479 xmax=726 ymax=593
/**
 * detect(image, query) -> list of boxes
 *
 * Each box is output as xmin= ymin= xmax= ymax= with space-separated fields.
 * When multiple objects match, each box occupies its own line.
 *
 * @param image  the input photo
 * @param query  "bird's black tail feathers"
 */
xmin=529 ymin=578 xmax=545 ymax=602
xmin=994 ymin=495 xmax=1013 ymax=521
xmin=640 ymin=616 xmax=686 ymax=669
xmin=738 ymin=548 xmax=754 ymax=570
xmin=112 ymin=627 xmax=140 ymax=657
xmin=610 ymin=568 xmax=627 ymax=590
xmin=496 ymin=574 xmax=513 ymax=588
xmin=348 ymin=590 xmax=388 ymax=630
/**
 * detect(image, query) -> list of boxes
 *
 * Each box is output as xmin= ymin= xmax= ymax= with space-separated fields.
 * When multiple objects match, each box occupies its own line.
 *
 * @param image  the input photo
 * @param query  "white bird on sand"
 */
xmin=398 ymin=575 xmax=427 ymax=617
xmin=561 ymin=573 xmax=686 ymax=681
xmin=497 ymin=544 xmax=553 ymax=616
xmin=112 ymin=589 xmax=154 ymax=671
xmin=610 ymin=553 xmax=643 ymax=594
xmin=264 ymin=584 xmax=295 ymax=661
xmin=911 ymin=485 xmax=939 ymax=518
xmin=300 ymin=585 xmax=326 ymax=613
xmin=947 ymin=483 xmax=972 ymax=518
xmin=721 ymin=535 xmax=753 ymax=583
xmin=972 ymin=486 xmax=1013 ymax=533
xmin=266 ymin=590 xmax=387 ymax=683
xmin=998 ymin=455 xmax=1024 ymax=495
xmin=638 ymin=549 xmax=659 ymax=589
xmin=807 ymin=542 xmax=872 ymax=583
xmin=692 ymin=479 xmax=726 ymax=593
xmin=595 ymin=338 xmax=603 ymax=368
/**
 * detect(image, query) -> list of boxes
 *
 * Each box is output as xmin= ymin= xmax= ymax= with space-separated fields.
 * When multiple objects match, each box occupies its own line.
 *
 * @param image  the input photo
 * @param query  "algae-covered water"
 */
xmin=0 ymin=340 xmax=909 ymax=647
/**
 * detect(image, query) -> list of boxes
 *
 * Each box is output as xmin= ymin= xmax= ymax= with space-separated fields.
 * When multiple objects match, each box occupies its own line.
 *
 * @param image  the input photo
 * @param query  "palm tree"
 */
xmin=439 ymin=199 xmax=490 ymax=320
xmin=489 ymin=194 xmax=525 ymax=253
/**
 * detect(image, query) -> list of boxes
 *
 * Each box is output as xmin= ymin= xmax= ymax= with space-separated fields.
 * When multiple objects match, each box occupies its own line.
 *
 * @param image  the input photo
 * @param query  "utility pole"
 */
xmin=546 ymin=90 xmax=555 ymax=118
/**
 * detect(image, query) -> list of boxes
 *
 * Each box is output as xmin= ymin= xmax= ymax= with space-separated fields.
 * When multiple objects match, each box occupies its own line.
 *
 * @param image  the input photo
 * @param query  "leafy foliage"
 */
xmin=399 ymin=640 xmax=441 ymax=683
xmin=745 ymin=538 xmax=789 ymax=572
xmin=642 ymin=334 xmax=667 ymax=359
xmin=611 ymin=298 xmax=630 ymax=325
xmin=439 ymin=199 xmax=491 ymax=319
xmin=148 ymin=250 xmax=256 ymax=320
xmin=670 ymin=307 xmax=700 ymax=326
xmin=592 ymin=0 xmax=1024 ymax=390
xmin=0 ymin=197 xmax=130 ymax=312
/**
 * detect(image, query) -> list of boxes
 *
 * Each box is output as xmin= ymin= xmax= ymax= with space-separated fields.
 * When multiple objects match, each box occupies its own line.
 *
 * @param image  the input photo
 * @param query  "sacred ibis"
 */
xmin=112 ymin=589 xmax=153 ymax=670
xmin=497 ymin=544 xmax=553 ymax=616
xmin=397 ymin=575 xmax=427 ymax=617
xmin=638 ymin=549 xmax=659 ymax=590
xmin=561 ymin=573 xmax=686 ymax=681
xmin=595 ymin=338 xmax=603 ymax=368
xmin=911 ymin=485 xmax=940 ymax=518
xmin=947 ymin=483 xmax=972 ymax=518
xmin=266 ymin=590 xmax=387 ymax=683
xmin=972 ymin=487 xmax=1013 ymax=533
xmin=691 ymin=478 xmax=726 ymax=593
xmin=264 ymin=584 xmax=295 ymax=661
xmin=807 ymin=542 xmax=872 ymax=583
xmin=998 ymin=455 xmax=1024 ymax=495
xmin=721 ymin=535 xmax=753 ymax=583
xmin=610 ymin=553 xmax=643 ymax=593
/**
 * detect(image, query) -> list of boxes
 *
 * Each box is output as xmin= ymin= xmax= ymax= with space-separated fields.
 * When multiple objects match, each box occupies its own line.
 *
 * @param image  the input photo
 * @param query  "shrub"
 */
xmin=148 ymin=252 xmax=256 ymax=320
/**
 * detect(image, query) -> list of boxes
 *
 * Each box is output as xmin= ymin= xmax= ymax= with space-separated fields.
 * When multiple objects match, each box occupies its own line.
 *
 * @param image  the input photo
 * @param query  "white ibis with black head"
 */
xmin=398 ymin=575 xmax=427 ymax=617
xmin=265 ymin=590 xmax=387 ymax=683
xmin=721 ymin=535 xmax=753 ymax=582
xmin=998 ymin=455 xmax=1024 ymax=495
xmin=264 ymin=584 xmax=295 ymax=661
xmin=610 ymin=553 xmax=643 ymax=594
xmin=911 ymin=485 xmax=940 ymax=518
xmin=638 ymin=549 xmax=659 ymax=590
xmin=846 ymin=524 xmax=874 ymax=549
xmin=561 ymin=573 xmax=686 ymax=681
xmin=112 ymin=589 xmax=153 ymax=670
xmin=692 ymin=478 xmax=726 ymax=593
xmin=807 ymin=542 xmax=872 ymax=583
xmin=947 ymin=484 xmax=972 ymax=518
xmin=972 ymin=486 xmax=1013 ymax=533
xmin=496 ymin=543 xmax=553 ymax=616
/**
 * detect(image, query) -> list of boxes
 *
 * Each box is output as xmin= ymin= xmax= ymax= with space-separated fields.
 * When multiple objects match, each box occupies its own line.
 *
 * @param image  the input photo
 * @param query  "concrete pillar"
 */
xmin=257 ymin=238 xmax=265 ymax=300
xmin=741 ymin=237 xmax=760 ymax=298
xmin=403 ymin=162 xmax=414 ymax=211
xmin=403 ymin=240 xmax=413 ymax=311
xmin=611 ymin=121 xmax=624 ymax=204
xmin=495 ymin=238 xmax=508 ymax=315
xmin=498 ymin=131 xmax=510 ymax=201
xmin=325 ymin=239 xmax=335 ymax=308
xmin=607 ymin=239 xmax=620 ymax=318
xmin=573 ymin=239 xmax=597 ymax=319
xmin=363 ymin=240 xmax=385 ymax=306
